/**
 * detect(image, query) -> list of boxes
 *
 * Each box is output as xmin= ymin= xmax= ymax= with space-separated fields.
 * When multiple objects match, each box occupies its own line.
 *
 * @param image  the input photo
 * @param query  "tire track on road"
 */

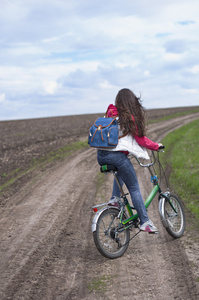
xmin=0 ymin=114 xmax=199 ymax=300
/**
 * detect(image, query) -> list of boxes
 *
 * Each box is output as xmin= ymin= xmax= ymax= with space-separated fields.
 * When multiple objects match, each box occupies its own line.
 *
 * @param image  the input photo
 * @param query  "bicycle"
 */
xmin=91 ymin=150 xmax=186 ymax=259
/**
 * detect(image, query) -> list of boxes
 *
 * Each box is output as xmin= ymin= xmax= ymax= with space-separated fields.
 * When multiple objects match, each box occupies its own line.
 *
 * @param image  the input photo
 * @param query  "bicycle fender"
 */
xmin=92 ymin=207 xmax=107 ymax=232
xmin=92 ymin=207 xmax=120 ymax=232
xmin=159 ymin=196 xmax=168 ymax=228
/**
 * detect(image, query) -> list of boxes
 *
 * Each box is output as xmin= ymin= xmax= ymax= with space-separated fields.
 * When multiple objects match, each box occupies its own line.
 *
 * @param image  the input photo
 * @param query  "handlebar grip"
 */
xmin=158 ymin=145 xmax=165 ymax=150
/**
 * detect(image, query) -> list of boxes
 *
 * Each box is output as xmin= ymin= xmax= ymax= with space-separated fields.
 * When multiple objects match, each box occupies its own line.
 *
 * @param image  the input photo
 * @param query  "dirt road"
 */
xmin=0 ymin=113 xmax=199 ymax=300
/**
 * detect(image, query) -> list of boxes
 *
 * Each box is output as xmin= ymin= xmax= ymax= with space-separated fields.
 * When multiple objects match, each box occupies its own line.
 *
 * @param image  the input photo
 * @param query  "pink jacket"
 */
xmin=106 ymin=104 xmax=159 ymax=151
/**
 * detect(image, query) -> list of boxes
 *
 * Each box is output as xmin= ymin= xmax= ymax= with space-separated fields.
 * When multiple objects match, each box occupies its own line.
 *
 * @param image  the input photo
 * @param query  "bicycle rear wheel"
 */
xmin=93 ymin=208 xmax=130 ymax=259
xmin=163 ymin=194 xmax=185 ymax=238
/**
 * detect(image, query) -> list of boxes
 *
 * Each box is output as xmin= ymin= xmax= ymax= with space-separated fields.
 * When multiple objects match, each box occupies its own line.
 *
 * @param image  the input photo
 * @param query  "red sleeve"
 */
xmin=131 ymin=114 xmax=159 ymax=151
xmin=134 ymin=135 xmax=159 ymax=151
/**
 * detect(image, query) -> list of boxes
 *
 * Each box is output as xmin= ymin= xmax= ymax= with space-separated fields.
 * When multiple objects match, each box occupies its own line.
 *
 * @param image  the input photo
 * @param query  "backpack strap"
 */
xmin=119 ymin=132 xmax=128 ymax=139
xmin=91 ymin=117 xmax=117 ymax=142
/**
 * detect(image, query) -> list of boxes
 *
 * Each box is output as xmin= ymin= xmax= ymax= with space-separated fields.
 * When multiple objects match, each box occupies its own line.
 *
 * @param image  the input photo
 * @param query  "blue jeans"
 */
xmin=97 ymin=150 xmax=149 ymax=225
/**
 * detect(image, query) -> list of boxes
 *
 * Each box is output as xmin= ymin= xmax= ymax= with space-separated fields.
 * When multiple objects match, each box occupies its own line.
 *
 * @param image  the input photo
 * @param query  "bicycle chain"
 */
xmin=119 ymin=230 xmax=141 ymax=248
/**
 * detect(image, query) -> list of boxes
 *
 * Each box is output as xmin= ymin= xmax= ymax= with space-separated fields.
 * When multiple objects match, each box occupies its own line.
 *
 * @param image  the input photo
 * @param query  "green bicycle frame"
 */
xmin=120 ymin=184 xmax=161 ymax=228
xmin=108 ymin=155 xmax=164 ymax=230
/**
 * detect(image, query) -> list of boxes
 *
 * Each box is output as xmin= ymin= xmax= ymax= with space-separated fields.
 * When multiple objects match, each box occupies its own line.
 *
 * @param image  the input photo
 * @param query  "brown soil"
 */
xmin=0 ymin=108 xmax=199 ymax=300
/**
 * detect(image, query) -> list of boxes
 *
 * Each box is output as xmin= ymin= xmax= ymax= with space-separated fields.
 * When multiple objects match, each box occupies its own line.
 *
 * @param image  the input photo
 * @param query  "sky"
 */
xmin=0 ymin=0 xmax=199 ymax=120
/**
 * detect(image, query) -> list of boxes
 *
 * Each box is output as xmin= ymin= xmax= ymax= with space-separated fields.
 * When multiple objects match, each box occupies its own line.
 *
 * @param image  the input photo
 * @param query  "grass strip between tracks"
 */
xmin=0 ymin=140 xmax=88 ymax=194
xmin=149 ymin=108 xmax=199 ymax=124
xmin=161 ymin=118 xmax=199 ymax=223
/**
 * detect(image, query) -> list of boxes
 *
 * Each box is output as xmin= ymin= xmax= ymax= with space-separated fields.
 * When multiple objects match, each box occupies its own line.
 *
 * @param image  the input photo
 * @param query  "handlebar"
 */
xmin=133 ymin=152 xmax=156 ymax=168
xmin=129 ymin=147 xmax=164 ymax=168
xmin=158 ymin=145 xmax=165 ymax=150
xmin=129 ymin=146 xmax=168 ymax=187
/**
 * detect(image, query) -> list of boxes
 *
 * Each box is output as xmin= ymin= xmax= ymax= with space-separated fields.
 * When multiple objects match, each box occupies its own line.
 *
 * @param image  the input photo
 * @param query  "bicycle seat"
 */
xmin=100 ymin=164 xmax=117 ymax=173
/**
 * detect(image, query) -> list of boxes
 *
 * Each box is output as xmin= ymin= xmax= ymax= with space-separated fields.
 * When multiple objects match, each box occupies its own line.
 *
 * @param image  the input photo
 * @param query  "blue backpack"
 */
xmin=88 ymin=117 xmax=119 ymax=148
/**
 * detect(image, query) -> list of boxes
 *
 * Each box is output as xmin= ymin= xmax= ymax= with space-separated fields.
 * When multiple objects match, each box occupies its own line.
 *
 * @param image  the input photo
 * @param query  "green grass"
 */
xmin=0 ymin=140 xmax=88 ymax=194
xmin=96 ymin=171 xmax=106 ymax=192
xmin=31 ymin=140 xmax=88 ymax=166
xmin=88 ymin=275 xmax=116 ymax=293
xmin=161 ymin=119 xmax=199 ymax=222
xmin=149 ymin=108 xmax=199 ymax=124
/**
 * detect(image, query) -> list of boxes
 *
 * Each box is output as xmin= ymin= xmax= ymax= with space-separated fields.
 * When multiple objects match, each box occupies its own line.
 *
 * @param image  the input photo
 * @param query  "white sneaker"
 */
xmin=108 ymin=196 xmax=121 ymax=208
xmin=140 ymin=219 xmax=159 ymax=233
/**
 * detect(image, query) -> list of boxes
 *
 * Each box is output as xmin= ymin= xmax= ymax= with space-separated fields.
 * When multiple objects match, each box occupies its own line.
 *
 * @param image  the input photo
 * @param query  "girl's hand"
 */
xmin=158 ymin=143 xmax=165 ymax=149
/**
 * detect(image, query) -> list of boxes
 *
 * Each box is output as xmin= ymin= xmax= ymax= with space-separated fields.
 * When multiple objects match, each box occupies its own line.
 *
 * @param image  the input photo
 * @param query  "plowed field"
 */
xmin=0 ymin=108 xmax=199 ymax=300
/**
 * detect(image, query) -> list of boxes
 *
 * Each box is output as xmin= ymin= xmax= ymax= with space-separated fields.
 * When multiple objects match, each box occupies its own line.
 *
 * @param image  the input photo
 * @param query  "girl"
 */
xmin=97 ymin=88 xmax=164 ymax=233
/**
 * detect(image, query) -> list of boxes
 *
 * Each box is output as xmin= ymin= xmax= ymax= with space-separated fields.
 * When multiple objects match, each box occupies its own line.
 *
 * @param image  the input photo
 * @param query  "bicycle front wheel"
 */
xmin=93 ymin=208 xmax=130 ymax=259
xmin=163 ymin=194 xmax=185 ymax=238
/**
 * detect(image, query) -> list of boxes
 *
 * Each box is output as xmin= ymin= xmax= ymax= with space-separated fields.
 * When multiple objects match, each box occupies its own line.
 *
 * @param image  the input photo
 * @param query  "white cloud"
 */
xmin=189 ymin=65 xmax=199 ymax=74
xmin=42 ymin=81 xmax=58 ymax=95
xmin=0 ymin=93 xmax=6 ymax=103
xmin=183 ymin=88 xmax=198 ymax=94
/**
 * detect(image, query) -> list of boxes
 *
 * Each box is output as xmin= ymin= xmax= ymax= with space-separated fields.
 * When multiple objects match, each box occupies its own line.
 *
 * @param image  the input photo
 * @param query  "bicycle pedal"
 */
xmin=148 ymin=231 xmax=159 ymax=234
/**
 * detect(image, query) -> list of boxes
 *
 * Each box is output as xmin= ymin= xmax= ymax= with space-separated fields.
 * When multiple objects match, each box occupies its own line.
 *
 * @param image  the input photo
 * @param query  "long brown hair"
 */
xmin=115 ymin=88 xmax=146 ymax=137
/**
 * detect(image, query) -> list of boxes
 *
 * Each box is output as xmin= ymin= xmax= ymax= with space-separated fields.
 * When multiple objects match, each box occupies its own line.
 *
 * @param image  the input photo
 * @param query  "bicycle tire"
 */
xmin=93 ymin=208 xmax=130 ymax=259
xmin=163 ymin=194 xmax=185 ymax=238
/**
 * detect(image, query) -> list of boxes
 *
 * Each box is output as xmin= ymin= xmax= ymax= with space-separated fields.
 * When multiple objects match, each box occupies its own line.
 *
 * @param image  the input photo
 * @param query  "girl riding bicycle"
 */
xmin=97 ymin=88 xmax=163 ymax=233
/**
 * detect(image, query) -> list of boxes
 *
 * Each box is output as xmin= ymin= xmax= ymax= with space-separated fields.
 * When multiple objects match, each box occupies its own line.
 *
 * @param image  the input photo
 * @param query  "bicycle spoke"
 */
xmin=163 ymin=194 xmax=185 ymax=238
xmin=93 ymin=208 xmax=130 ymax=258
